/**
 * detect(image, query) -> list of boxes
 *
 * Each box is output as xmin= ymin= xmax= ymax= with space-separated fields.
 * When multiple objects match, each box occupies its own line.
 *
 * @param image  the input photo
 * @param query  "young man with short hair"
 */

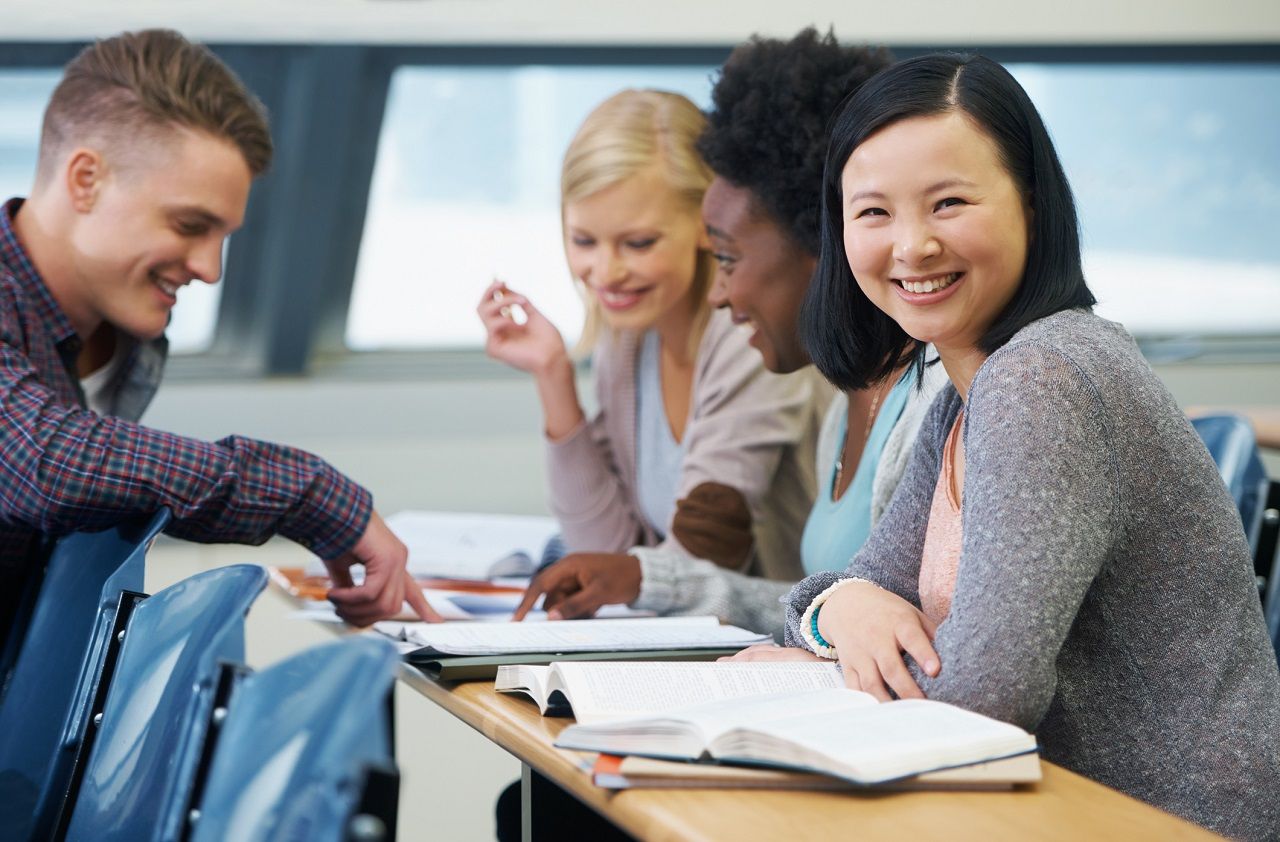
xmin=0 ymin=29 xmax=438 ymax=634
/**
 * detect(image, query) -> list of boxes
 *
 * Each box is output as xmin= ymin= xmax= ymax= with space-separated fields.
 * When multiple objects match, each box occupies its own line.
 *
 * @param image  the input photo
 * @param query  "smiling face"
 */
xmin=64 ymin=126 xmax=251 ymax=340
xmin=702 ymin=177 xmax=816 ymax=373
xmin=563 ymin=166 xmax=705 ymax=336
xmin=840 ymin=111 xmax=1030 ymax=360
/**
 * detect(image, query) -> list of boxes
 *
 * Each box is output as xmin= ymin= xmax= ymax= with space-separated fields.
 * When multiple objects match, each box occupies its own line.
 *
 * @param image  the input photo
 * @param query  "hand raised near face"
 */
xmin=476 ymin=280 xmax=569 ymax=376
xmin=511 ymin=552 xmax=643 ymax=621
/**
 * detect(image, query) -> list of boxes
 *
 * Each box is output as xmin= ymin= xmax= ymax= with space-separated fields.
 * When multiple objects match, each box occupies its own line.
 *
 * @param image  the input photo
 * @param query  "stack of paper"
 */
xmin=378 ymin=615 xmax=770 ymax=656
xmin=376 ymin=616 xmax=771 ymax=679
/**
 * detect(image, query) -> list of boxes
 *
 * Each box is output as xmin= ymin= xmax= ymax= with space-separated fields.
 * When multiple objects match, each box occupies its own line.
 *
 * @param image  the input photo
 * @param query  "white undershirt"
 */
xmin=79 ymin=340 xmax=127 ymax=415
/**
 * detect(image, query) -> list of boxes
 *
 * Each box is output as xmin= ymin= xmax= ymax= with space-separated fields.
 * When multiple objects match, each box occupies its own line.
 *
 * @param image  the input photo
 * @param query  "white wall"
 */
xmin=6 ymin=0 xmax=1280 ymax=45
xmin=140 ymin=362 xmax=1280 ymax=515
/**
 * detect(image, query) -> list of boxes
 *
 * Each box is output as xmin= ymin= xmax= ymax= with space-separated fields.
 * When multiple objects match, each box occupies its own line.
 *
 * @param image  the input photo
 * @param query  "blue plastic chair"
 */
xmin=1258 ymin=482 xmax=1280 ymax=662
xmin=189 ymin=635 xmax=400 ymax=842
xmin=1192 ymin=413 xmax=1270 ymax=556
xmin=62 ymin=564 xmax=266 ymax=842
xmin=0 ymin=510 xmax=170 ymax=842
xmin=1192 ymin=413 xmax=1274 ymax=591
xmin=1191 ymin=414 xmax=1280 ymax=663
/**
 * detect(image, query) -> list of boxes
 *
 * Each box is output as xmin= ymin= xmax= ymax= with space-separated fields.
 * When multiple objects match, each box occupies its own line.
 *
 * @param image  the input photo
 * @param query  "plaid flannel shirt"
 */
xmin=0 ymin=198 xmax=372 ymax=574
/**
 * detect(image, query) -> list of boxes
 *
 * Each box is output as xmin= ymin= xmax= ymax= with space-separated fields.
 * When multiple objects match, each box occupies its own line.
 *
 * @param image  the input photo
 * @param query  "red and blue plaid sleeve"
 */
xmin=0 ymin=321 xmax=372 ymax=560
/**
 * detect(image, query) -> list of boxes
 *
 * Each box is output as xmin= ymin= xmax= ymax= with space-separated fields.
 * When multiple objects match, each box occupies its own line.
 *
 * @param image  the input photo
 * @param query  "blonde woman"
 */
xmin=477 ymin=89 xmax=825 ymax=594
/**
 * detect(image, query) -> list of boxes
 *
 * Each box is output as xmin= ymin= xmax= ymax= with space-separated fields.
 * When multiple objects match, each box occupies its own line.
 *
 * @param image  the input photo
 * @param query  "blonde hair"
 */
xmin=561 ymin=89 xmax=715 ymax=356
xmin=37 ymin=29 xmax=272 ymax=182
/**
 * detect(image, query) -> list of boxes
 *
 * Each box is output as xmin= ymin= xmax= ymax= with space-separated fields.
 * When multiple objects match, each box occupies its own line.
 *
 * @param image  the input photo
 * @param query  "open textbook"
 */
xmin=496 ymin=660 xmax=844 ymax=723
xmin=554 ymin=685 xmax=1038 ymax=786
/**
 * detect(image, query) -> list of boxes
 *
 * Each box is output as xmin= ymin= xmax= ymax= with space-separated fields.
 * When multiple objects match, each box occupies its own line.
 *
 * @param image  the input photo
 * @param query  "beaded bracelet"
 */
xmin=798 ymin=577 xmax=874 ymax=660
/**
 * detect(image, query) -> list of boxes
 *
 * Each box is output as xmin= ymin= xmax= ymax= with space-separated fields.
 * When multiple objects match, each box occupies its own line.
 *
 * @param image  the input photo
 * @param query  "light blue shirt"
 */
xmin=635 ymin=331 xmax=685 ymax=537
xmin=799 ymin=369 xmax=914 ymax=574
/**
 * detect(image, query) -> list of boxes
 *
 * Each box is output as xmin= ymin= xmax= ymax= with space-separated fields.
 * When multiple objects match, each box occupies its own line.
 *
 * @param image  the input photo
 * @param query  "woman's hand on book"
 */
xmin=512 ymin=552 xmax=643 ymax=621
xmin=816 ymin=581 xmax=940 ymax=702
xmin=719 ymin=644 xmax=824 ymax=663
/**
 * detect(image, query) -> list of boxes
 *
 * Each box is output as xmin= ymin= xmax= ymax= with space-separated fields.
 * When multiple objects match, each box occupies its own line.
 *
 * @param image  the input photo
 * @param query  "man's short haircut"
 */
xmin=38 ymin=29 xmax=272 ymax=181
xmin=697 ymin=28 xmax=892 ymax=256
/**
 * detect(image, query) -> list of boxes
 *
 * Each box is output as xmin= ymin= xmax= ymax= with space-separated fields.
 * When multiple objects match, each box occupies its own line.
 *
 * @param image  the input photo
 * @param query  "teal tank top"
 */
xmin=799 ymin=370 xmax=914 ymax=573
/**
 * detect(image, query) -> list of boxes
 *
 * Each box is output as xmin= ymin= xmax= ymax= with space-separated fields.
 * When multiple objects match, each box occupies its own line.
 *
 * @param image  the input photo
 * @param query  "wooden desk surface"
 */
xmin=396 ymin=665 xmax=1219 ymax=842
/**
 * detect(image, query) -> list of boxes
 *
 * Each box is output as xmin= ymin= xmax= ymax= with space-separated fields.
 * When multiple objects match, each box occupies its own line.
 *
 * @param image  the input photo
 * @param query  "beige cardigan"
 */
xmin=545 ymin=308 xmax=829 ymax=581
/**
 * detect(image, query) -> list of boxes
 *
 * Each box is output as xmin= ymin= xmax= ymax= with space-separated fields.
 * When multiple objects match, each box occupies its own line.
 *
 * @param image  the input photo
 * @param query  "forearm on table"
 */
xmin=631 ymin=544 xmax=792 ymax=639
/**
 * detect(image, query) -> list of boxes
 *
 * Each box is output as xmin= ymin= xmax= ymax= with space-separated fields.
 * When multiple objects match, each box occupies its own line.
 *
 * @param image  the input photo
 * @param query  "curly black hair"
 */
xmin=697 ymin=28 xmax=892 ymax=255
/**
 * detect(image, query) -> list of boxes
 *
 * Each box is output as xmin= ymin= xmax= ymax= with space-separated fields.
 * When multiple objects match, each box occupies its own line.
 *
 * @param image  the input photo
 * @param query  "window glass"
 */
xmin=0 ymin=68 xmax=221 ymax=354
xmin=1011 ymin=63 xmax=1280 ymax=335
xmin=0 ymin=71 xmax=60 ymax=202
xmin=353 ymin=60 xmax=1280 ymax=350
xmin=348 ymin=65 xmax=715 ymax=350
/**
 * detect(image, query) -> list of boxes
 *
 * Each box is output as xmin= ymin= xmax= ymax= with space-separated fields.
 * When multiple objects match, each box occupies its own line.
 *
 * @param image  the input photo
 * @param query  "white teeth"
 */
xmin=902 ymin=273 xmax=959 ymax=294
xmin=157 ymin=280 xmax=179 ymax=296
xmin=600 ymin=289 xmax=643 ymax=306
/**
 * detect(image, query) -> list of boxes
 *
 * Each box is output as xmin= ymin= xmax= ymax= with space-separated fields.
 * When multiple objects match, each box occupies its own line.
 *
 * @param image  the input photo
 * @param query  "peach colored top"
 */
xmin=919 ymin=411 xmax=964 ymax=625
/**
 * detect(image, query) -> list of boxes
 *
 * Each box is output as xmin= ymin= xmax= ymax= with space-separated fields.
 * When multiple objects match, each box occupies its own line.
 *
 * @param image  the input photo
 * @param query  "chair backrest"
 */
xmin=0 ymin=510 xmax=170 ymax=842
xmin=1191 ymin=412 xmax=1276 ymax=604
xmin=1192 ymin=413 xmax=1270 ymax=552
xmin=190 ymin=636 xmax=401 ymax=842
xmin=62 ymin=564 xmax=266 ymax=842
xmin=1258 ymin=481 xmax=1280 ymax=664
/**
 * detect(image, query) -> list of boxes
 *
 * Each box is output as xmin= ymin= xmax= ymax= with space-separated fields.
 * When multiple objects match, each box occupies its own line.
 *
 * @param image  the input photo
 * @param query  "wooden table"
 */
xmin=396 ymin=665 xmax=1219 ymax=842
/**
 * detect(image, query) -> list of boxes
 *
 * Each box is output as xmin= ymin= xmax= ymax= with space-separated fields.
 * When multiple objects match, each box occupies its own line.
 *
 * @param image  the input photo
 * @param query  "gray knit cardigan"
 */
xmin=784 ymin=309 xmax=1280 ymax=840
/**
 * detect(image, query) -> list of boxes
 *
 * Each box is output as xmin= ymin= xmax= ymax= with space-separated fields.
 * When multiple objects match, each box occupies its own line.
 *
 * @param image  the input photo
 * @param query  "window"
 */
xmin=351 ymin=57 xmax=1280 ymax=354
xmin=0 ymin=68 xmax=221 ymax=354
xmin=1009 ymin=62 xmax=1280 ymax=335
xmin=348 ymin=64 xmax=716 ymax=351
xmin=0 ymin=70 xmax=60 ymax=202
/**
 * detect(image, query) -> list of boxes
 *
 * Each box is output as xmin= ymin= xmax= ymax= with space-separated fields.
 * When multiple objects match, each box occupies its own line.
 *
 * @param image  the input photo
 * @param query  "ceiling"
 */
xmin=5 ymin=0 xmax=1279 ymax=46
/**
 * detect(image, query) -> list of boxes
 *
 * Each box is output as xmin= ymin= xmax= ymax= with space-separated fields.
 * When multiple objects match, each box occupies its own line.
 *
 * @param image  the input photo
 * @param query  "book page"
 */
xmin=394 ymin=616 xmax=763 ymax=656
xmin=551 ymin=661 xmax=844 ymax=724
xmin=637 ymin=685 xmax=875 ymax=739
xmin=494 ymin=665 xmax=552 ymax=711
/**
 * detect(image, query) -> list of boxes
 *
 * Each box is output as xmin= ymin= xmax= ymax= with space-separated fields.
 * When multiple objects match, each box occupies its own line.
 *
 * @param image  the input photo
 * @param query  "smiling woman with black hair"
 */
xmin=777 ymin=53 xmax=1280 ymax=840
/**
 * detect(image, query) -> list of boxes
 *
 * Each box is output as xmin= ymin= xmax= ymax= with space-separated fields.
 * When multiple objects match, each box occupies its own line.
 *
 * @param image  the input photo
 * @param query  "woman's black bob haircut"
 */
xmin=801 ymin=53 xmax=1096 ymax=391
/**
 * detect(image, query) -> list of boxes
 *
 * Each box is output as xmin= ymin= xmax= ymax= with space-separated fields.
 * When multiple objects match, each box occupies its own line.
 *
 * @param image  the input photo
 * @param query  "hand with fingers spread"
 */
xmin=815 ymin=580 xmax=941 ymax=701
xmin=720 ymin=643 xmax=825 ymax=663
xmin=511 ymin=552 xmax=643 ymax=621
xmin=324 ymin=510 xmax=443 ymax=626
